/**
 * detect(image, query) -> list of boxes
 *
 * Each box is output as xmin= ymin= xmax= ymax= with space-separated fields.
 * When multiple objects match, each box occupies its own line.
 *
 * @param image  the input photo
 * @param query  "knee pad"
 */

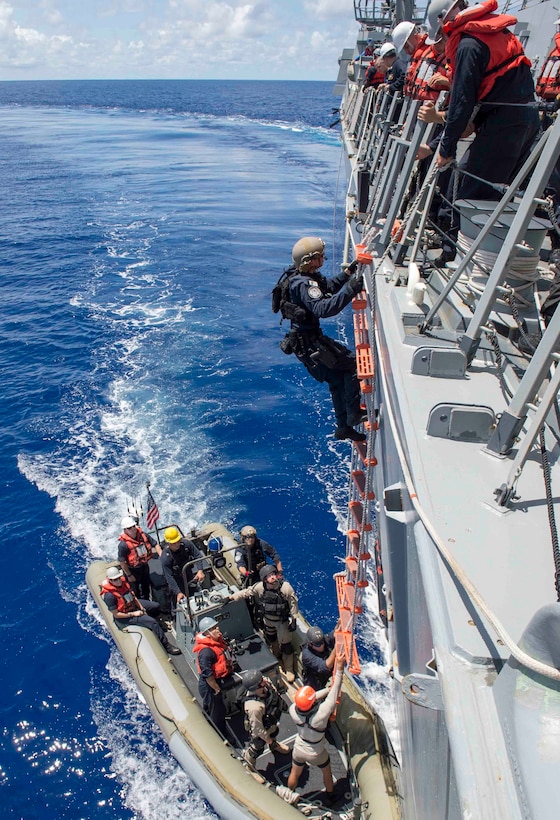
xmin=264 ymin=626 xmax=278 ymax=644
xmin=281 ymin=642 xmax=294 ymax=655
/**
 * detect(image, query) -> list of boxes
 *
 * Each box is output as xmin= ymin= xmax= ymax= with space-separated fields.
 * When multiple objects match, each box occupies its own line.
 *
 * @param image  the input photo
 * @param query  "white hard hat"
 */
xmin=427 ymin=0 xmax=461 ymax=41
xmin=121 ymin=515 xmax=136 ymax=529
xmin=379 ymin=42 xmax=397 ymax=59
xmin=107 ymin=566 xmax=124 ymax=580
xmin=392 ymin=21 xmax=416 ymax=54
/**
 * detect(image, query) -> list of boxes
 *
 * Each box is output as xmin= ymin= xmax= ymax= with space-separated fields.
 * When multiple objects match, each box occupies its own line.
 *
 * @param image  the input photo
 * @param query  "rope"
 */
xmin=374 ymin=322 xmax=560 ymax=682
xmin=540 ymin=428 xmax=560 ymax=601
xmin=544 ymin=195 xmax=560 ymax=237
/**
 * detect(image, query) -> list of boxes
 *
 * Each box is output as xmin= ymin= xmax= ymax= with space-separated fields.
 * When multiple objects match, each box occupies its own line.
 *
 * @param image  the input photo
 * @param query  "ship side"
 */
xmin=337 ymin=3 xmax=560 ymax=818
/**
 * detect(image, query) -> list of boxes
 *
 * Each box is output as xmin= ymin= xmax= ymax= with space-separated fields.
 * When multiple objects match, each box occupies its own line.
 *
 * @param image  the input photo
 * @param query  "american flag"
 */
xmin=146 ymin=488 xmax=160 ymax=530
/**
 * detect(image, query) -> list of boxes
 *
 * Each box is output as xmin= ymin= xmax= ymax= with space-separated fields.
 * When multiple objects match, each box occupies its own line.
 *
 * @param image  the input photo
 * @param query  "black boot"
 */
xmin=334 ymin=426 xmax=366 ymax=442
xmin=433 ymin=249 xmax=456 ymax=267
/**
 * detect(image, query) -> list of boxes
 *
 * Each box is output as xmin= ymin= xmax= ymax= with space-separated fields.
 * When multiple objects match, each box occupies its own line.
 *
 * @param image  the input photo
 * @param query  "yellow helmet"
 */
xmin=292 ymin=237 xmax=325 ymax=271
xmin=164 ymin=526 xmax=181 ymax=544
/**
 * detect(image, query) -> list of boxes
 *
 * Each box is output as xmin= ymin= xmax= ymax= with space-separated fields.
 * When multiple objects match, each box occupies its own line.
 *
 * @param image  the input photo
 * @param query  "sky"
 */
xmin=0 ymin=0 xmax=359 ymax=81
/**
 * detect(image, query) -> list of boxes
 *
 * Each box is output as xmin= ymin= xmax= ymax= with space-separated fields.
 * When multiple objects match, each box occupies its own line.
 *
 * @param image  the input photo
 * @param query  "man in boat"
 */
xmin=234 ymin=525 xmax=283 ymax=586
xmin=117 ymin=515 xmax=161 ymax=600
xmin=193 ymin=615 xmax=235 ymax=737
xmin=160 ymin=525 xmax=211 ymax=608
xmin=229 ymin=565 xmax=299 ymax=683
xmin=273 ymin=236 xmax=366 ymax=442
xmin=287 ymin=656 xmax=345 ymax=804
xmin=100 ymin=565 xmax=181 ymax=654
xmin=301 ymin=626 xmax=336 ymax=691
xmin=241 ymin=669 xmax=290 ymax=770
xmin=424 ymin=0 xmax=540 ymax=266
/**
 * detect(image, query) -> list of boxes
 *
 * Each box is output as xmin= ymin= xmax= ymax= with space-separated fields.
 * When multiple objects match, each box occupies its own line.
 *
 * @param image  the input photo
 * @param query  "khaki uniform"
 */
xmin=289 ymin=668 xmax=343 ymax=766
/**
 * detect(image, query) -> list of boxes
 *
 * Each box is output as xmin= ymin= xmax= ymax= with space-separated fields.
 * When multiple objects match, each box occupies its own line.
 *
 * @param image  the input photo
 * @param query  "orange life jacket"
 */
xmin=193 ymin=633 xmax=234 ymax=679
xmin=100 ymin=577 xmax=137 ymax=614
xmin=536 ymin=34 xmax=560 ymax=100
xmin=404 ymin=35 xmax=449 ymax=101
xmin=444 ymin=0 xmax=531 ymax=100
xmin=119 ymin=526 xmax=154 ymax=567
xmin=364 ymin=61 xmax=385 ymax=88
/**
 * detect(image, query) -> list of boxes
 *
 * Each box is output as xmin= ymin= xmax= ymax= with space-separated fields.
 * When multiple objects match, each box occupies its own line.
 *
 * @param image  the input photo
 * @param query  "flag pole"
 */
xmin=146 ymin=481 xmax=162 ymax=546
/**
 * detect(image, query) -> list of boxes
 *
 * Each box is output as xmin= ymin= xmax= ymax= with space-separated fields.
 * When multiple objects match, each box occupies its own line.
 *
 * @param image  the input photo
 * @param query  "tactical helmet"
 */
xmin=306 ymin=626 xmax=325 ymax=646
xmin=426 ymin=0 xmax=463 ymax=41
xmin=259 ymin=564 xmax=277 ymax=582
xmin=291 ymin=237 xmax=325 ymax=272
xmin=294 ymin=685 xmax=317 ymax=712
xmin=121 ymin=515 xmax=137 ymax=529
xmin=207 ymin=535 xmax=223 ymax=552
xmin=243 ymin=669 xmax=264 ymax=691
xmin=198 ymin=616 xmax=219 ymax=633
xmin=164 ymin=526 xmax=181 ymax=544
xmin=107 ymin=566 xmax=124 ymax=580
xmin=240 ymin=525 xmax=257 ymax=538
xmin=392 ymin=21 xmax=416 ymax=54
xmin=379 ymin=42 xmax=396 ymax=59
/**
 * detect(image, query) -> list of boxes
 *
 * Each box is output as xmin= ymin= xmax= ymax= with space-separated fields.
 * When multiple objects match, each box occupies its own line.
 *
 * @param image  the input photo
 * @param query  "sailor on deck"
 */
xmin=424 ymin=0 xmax=539 ymax=266
xmin=377 ymin=42 xmax=407 ymax=94
xmin=274 ymin=236 xmax=366 ymax=442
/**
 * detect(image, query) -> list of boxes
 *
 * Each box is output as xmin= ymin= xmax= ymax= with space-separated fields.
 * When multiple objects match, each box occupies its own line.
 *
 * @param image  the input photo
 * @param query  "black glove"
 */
xmin=346 ymin=259 xmax=359 ymax=275
xmin=347 ymin=271 xmax=364 ymax=296
xmin=288 ymin=617 xmax=297 ymax=632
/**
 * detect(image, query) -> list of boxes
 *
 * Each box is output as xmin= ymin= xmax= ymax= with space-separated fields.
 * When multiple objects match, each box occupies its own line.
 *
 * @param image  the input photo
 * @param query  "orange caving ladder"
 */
xmin=333 ymin=243 xmax=377 ymax=680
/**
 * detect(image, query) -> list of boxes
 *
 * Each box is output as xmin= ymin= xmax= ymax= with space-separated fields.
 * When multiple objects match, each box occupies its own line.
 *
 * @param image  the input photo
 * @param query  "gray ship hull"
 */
xmin=337 ymin=3 xmax=560 ymax=817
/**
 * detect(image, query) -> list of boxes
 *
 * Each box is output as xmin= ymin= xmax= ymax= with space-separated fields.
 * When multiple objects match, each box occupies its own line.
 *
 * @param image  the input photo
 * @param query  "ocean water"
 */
xmin=0 ymin=80 xmax=391 ymax=819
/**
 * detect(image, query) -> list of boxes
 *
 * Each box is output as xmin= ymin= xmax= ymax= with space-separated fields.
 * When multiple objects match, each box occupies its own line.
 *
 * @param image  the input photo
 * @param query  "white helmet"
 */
xmin=392 ymin=21 xmax=416 ymax=54
xmin=379 ymin=42 xmax=397 ymax=59
xmin=121 ymin=515 xmax=136 ymax=529
xmin=427 ymin=0 xmax=462 ymax=41
xmin=107 ymin=566 xmax=124 ymax=580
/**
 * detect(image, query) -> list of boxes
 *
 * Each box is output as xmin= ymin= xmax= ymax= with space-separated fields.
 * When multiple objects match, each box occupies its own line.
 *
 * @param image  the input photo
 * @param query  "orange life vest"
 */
xmin=364 ymin=61 xmax=385 ymax=88
xmin=100 ymin=577 xmax=137 ymax=614
xmin=404 ymin=35 xmax=449 ymax=101
xmin=119 ymin=526 xmax=154 ymax=567
xmin=444 ymin=0 xmax=531 ymax=100
xmin=193 ymin=633 xmax=234 ymax=679
xmin=536 ymin=34 xmax=560 ymax=100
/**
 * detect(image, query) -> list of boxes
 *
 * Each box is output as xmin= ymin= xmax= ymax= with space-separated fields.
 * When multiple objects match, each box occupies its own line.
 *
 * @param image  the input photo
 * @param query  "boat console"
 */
xmin=175 ymin=581 xmax=282 ymax=713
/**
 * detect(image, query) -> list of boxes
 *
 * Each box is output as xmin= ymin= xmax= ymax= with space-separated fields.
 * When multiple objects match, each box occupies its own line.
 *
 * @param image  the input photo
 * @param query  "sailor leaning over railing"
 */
xmin=419 ymin=0 xmax=540 ymax=267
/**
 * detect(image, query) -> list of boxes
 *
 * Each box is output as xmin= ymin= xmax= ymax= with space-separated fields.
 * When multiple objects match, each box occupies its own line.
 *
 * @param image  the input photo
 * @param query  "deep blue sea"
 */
xmin=0 ymin=79 xmax=390 ymax=820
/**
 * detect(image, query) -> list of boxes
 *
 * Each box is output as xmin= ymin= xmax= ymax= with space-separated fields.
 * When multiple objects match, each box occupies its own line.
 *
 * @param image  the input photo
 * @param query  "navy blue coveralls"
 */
xmin=286 ymin=267 xmax=362 ymax=430
xmin=438 ymin=35 xmax=539 ymax=256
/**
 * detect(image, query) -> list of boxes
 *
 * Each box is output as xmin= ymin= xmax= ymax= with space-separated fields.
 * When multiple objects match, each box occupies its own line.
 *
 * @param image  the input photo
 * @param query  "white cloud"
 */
xmin=0 ymin=0 xmax=357 ymax=80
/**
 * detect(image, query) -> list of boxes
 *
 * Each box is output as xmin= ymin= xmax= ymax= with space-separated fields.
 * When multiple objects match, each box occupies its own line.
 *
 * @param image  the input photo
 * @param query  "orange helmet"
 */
xmin=294 ymin=685 xmax=317 ymax=712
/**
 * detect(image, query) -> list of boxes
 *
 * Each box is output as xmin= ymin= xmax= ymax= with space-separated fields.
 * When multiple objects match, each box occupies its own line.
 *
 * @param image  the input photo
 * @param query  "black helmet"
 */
xmin=259 ymin=564 xmax=277 ymax=582
xmin=306 ymin=626 xmax=325 ymax=646
xmin=243 ymin=669 xmax=264 ymax=691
